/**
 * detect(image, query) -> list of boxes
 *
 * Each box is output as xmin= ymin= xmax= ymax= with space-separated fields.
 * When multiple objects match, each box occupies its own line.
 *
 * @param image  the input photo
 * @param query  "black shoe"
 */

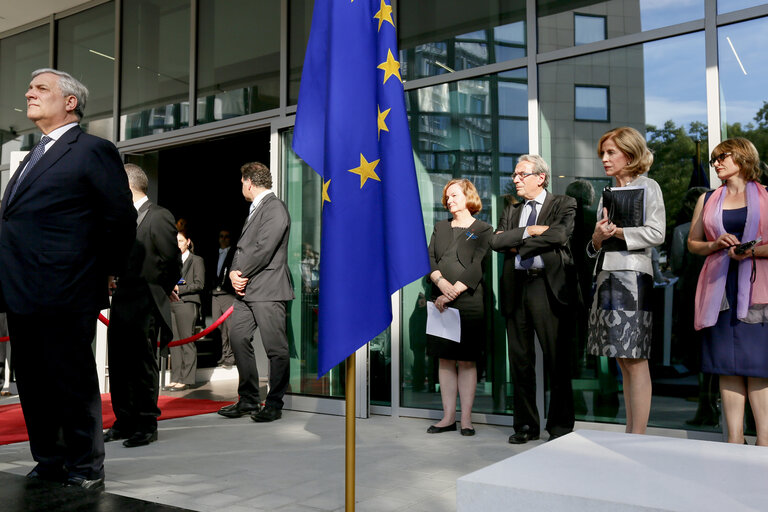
xmin=122 ymin=430 xmax=158 ymax=448
xmin=218 ymin=400 xmax=261 ymax=418
xmin=103 ymin=428 xmax=129 ymax=443
xmin=167 ymin=384 xmax=190 ymax=392
xmin=26 ymin=466 xmax=67 ymax=483
xmin=64 ymin=476 xmax=105 ymax=491
xmin=251 ymin=405 xmax=282 ymax=422
xmin=547 ymin=431 xmax=571 ymax=442
xmin=508 ymin=429 xmax=539 ymax=444
xmin=460 ymin=427 xmax=476 ymax=436
xmin=426 ymin=423 xmax=457 ymax=434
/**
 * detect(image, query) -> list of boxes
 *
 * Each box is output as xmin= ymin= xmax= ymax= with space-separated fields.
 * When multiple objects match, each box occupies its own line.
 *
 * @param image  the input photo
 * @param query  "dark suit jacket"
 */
xmin=178 ymin=253 xmax=205 ymax=306
xmin=428 ymin=219 xmax=493 ymax=300
xmin=209 ymin=246 xmax=236 ymax=295
xmin=490 ymin=192 xmax=578 ymax=316
xmin=232 ymin=193 xmax=294 ymax=302
xmin=0 ymin=125 xmax=136 ymax=314
xmin=118 ymin=201 xmax=181 ymax=346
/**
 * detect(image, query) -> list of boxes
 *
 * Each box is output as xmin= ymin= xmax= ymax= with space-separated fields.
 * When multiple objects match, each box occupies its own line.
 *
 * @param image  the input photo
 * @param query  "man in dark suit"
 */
xmin=218 ymin=162 xmax=294 ymax=422
xmin=104 ymin=163 xmax=181 ymax=447
xmin=490 ymin=154 xmax=578 ymax=444
xmin=0 ymin=69 xmax=136 ymax=489
xmin=210 ymin=229 xmax=236 ymax=366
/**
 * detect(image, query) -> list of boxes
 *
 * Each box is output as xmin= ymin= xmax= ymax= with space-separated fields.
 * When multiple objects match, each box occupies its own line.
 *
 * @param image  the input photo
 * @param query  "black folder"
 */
xmin=601 ymin=186 xmax=645 ymax=251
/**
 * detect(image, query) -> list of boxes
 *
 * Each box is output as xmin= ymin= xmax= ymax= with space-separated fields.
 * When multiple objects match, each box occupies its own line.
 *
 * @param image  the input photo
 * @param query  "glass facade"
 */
xmin=1 ymin=1 xmax=767 ymax=433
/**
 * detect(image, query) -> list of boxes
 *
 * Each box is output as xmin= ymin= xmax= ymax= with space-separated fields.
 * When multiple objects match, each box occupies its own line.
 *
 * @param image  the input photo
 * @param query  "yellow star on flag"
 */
xmin=348 ymin=154 xmax=381 ymax=189
xmin=322 ymin=178 xmax=331 ymax=204
xmin=377 ymin=105 xmax=391 ymax=139
xmin=377 ymin=49 xmax=402 ymax=84
xmin=374 ymin=0 xmax=395 ymax=31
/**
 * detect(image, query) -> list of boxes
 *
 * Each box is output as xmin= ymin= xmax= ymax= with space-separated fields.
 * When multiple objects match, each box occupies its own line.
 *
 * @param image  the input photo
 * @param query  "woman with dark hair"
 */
xmin=587 ymin=126 xmax=666 ymax=434
xmin=165 ymin=231 xmax=205 ymax=391
xmin=688 ymin=137 xmax=768 ymax=445
xmin=426 ymin=179 xmax=492 ymax=436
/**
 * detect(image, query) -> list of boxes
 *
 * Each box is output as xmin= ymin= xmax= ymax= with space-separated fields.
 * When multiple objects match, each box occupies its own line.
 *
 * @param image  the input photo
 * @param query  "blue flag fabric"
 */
xmin=292 ymin=0 xmax=430 ymax=376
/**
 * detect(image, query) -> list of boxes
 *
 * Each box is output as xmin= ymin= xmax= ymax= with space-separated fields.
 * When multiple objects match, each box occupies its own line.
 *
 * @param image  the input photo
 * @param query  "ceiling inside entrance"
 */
xmin=0 ymin=0 xmax=90 ymax=34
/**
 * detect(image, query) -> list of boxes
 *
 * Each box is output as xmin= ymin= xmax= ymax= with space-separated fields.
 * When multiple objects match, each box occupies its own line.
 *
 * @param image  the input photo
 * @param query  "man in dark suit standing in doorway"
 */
xmin=210 ymin=229 xmax=236 ymax=366
xmin=490 ymin=154 xmax=578 ymax=445
xmin=218 ymin=162 xmax=294 ymax=422
xmin=0 ymin=69 xmax=136 ymax=489
xmin=104 ymin=164 xmax=181 ymax=448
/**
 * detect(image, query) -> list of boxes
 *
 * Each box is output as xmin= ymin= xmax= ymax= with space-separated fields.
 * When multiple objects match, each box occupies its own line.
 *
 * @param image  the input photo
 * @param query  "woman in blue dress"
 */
xmin=688 ymin=137 xmax=768 ymax=446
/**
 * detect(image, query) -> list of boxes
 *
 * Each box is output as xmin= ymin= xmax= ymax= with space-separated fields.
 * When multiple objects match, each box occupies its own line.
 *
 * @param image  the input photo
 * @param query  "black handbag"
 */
xmin=601 ymin=186 xmax=645 ymax=251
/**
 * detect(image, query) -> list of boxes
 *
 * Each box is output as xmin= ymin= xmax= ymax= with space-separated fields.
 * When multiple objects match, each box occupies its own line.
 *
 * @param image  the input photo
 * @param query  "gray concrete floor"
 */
xmin=0 ymin=375 xmax=535 ymax=512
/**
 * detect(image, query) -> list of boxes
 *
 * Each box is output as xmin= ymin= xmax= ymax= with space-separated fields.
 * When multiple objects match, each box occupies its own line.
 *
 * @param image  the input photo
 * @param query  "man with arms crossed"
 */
xmin=490 ymin=155 xmax=578 ymax=444
xmin=0 ymin=69 xmax=136 ymax=489
xmin=218 ymin=162 xmax=294 ymax=422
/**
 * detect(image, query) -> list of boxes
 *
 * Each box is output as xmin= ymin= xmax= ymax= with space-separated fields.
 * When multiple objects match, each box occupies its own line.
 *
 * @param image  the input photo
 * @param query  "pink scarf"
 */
xmin=694 ymin=182 xmax=768 ymax=330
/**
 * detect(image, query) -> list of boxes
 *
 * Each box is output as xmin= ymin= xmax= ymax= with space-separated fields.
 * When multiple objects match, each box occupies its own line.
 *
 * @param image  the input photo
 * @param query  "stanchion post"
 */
xmin=345 ymin=352 xmax=356 ymax=512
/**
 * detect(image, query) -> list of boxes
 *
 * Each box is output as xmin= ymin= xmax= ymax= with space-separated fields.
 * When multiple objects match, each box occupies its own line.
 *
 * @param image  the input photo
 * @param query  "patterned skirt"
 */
xmin=587 ymin=270 xmax=653 ymax=359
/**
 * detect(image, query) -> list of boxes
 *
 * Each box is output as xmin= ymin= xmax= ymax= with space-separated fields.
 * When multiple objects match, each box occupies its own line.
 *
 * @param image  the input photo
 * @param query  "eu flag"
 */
xmin=293 ymin=0 xmax=430 ymax=376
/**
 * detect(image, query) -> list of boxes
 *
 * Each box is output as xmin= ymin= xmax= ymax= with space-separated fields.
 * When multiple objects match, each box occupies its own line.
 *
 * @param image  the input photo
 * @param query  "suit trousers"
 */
xmin=212 ymin=293 xmax=235 ymax=362
xmin=107 ymin=288 xmax=161 ymax=435
xmin=170 ymin=301 xmax=198 ymax=385
xmin=506 ymin=273 xmax=575 ymax=437
xmin=230 ymin=299 xmax=290 ymax=409
xmin=8 ymin=310 xmax=104 ymax=480
xmin=0 ymin=312 xmax=7 ymax=389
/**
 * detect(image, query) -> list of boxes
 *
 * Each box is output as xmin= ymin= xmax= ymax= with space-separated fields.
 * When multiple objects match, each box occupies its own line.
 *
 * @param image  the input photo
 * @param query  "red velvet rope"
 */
xmin=0 ymin=306 xmax=233 ymax=346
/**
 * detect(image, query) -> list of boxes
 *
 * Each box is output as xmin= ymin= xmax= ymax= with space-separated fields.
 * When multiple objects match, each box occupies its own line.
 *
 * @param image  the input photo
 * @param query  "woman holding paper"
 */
xmin=587 ymin=126 xmax=665 ymax=434
xmin=688 ymin=137 xmax=768 ymax=446
xmin=426 ymin=178 xmax=492 ymax=436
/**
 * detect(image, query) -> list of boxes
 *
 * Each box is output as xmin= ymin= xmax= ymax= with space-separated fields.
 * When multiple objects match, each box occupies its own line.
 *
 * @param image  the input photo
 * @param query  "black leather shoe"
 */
xmin=547 ymin=431 xmax=571 ymax=442
xmin=103 ymin=428 xmax=129 ymax=443
xmin=251 ymin=405 xmax=282 ymax=422
xmin=426 ymin=423 xmax=457 ymax=434
xmin=123 ymin=430 xmax=158 ymax=448
xmin=460 ymin=427 xmax=476 ymax=436
xmin=508 ymin=430 xmax=539 ymax=444
xmin=218 ymin=400 xmax=261 ymax=418
xmin=64 ymin=476 xmax=105 ymax=491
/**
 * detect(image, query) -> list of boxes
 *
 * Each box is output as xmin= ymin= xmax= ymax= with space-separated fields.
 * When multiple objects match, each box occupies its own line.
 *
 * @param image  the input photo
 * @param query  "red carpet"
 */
xmin=0 ymin=394 xmax=234 ymax=446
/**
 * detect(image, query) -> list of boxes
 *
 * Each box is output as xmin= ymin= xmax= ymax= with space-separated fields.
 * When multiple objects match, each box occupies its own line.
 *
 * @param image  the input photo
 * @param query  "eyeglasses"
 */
xmin=513 ymin=172 xmax=537 ymax=181
xmin=709 ymin=152 xmax=732 ymax=167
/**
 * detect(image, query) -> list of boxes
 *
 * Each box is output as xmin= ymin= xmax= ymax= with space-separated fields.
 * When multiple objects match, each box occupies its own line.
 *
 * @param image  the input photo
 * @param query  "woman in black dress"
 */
xmin=426 ymin=179 xmax=492 ymax=436
xmin=688 ymin=138 xmax=768 ymax=445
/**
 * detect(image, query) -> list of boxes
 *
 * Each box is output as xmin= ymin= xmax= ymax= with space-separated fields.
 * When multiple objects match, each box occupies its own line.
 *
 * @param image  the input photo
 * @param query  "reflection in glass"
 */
xmin=0 ymin=26 xmax=50 ymax=164
xmin=57 ymin=2 xmax=115 ymax=141
xmin=718 ymin=0 xmax=766 ymax=13
xmin=120 ymin=0 xmax=190 ymax=140
xmin=540 ymin=33 xmax=714 ymax=432
xmin=399 ymin=0 xmax=525 ymax=80
xmin=575 ymin=86 xmax=609 ymax=121
xmin=197 ymin=0 xmax=280 ymax=125
xmin=401 ymin=70 xmax=527 ymax=416
xmin=289 ymin=0 xmax=314 ymax=105
xmin=538 ymin=0 xmax=704 ymax=53
xmin=282 ymin=130 xmax=345 ymax=398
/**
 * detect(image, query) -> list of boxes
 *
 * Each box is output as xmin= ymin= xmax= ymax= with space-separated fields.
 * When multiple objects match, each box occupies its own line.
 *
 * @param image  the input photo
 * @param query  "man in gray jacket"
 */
xmin=218 ymin=162 xmax=294 ymax=422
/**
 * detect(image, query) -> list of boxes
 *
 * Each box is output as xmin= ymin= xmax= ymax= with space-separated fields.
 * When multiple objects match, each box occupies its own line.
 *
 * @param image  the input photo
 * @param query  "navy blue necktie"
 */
xmin=520 ymin=200 xmax=537 ymax=269
xmin=9 ymin=135 xmax=52 ymax=202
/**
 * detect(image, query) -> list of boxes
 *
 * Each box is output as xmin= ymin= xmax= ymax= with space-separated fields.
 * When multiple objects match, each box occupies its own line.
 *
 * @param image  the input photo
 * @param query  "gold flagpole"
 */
xmin=345 ymin=352 xmax=356 ymax=511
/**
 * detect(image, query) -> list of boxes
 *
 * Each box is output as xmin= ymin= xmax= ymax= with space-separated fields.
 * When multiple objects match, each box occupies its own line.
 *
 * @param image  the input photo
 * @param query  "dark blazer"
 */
xmin=428 ymin=219 xmax=493 ymax=299
xmin=490 ymin=192 xmax=578 ymax=316
xmin=178 ymin=253 xmax=205 ymax=306
xmin=119 ymin=201 xmax=181 ymax=345
xmin=232 ymin=193 xmax=294 ymax=302
xmin=0 ymin=126 xmax=136 ymax=314
xmin=209 ymin=246 xmax=236 ymax=295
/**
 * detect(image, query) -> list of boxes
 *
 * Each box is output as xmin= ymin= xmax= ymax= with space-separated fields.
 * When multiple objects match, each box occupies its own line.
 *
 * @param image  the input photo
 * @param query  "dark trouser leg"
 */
xmin=252 ymin=301 xmax=290 ymax=409
xmin=0 ymin=313 xmax=7 ymax=389
xmin=213 ymin=294 xmax=235 ymax=362
xmin=108 ymin=291 xmax=160 ymax=435
xmin=229 ymin=299 xmax=261 ymax=404
xmin=170 ymin=302 xmax=198 ymax=385
xmin=507 ymin=300 xmax=539 ymax=434
xmin=9 ymin=311 xmax=105 ymax=480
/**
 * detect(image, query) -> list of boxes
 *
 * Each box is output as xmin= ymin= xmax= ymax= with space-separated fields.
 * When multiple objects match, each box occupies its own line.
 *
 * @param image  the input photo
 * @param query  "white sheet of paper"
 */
xmin=426 ymin=301 xmax=461 ymax=343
